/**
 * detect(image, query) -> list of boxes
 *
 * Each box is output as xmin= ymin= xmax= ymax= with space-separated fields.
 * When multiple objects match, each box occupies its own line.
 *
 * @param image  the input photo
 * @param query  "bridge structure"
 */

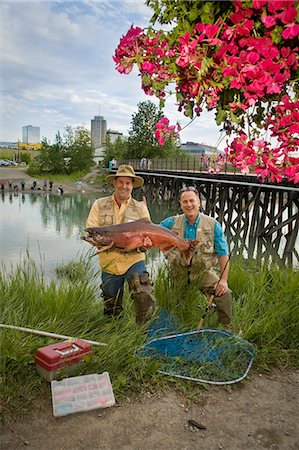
xmin=112 ymin=162 xmax=299 ymax=267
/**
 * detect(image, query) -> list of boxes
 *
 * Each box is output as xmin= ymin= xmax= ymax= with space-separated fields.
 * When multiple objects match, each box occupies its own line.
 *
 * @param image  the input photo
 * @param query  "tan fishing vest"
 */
xmin=165 ymin=213 xmax=218 ymax=274
xmin=95 ymin=196 xmax=146 ymax=225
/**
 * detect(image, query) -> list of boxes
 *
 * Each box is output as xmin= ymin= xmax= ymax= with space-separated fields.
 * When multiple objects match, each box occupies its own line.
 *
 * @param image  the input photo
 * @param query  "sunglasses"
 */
xmin=179 ymin=186 xmax=199 ymax=197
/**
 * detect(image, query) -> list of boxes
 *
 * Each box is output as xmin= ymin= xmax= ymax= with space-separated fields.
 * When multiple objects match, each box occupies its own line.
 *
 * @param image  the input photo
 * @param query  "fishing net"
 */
xmin=140 ymin=309 xmax=254 ymax=385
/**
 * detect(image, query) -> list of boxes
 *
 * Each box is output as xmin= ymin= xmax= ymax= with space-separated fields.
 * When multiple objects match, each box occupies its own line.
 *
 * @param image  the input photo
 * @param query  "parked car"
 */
xmin=0 ymin=160 xmax=10 ymax=166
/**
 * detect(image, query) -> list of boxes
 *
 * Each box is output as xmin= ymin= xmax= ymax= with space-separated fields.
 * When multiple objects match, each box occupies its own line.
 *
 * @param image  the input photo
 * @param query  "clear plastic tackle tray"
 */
xmin=51 ymin=372 xmax=115 ymax=417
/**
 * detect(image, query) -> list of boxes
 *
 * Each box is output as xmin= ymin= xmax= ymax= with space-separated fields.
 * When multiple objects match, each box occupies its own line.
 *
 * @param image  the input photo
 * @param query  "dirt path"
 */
xmin=1 ymin=167 xmax=299 ymax=449
xmin=1 ymin=368 xmax=298 ymax=450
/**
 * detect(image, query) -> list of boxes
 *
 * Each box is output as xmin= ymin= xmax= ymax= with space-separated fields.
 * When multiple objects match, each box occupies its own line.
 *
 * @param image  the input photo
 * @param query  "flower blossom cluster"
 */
xmin=154 ymin=118 xmax=181 ymax=146
xmin=113 ymin=0 xmax=299 ymax=183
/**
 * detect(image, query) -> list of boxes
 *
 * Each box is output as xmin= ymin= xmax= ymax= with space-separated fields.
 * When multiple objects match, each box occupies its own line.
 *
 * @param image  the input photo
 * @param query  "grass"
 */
xmin=26 ymin=170 xmax=90 ymax=183
xmin=0 ymin=256 xmax=298 ymax=422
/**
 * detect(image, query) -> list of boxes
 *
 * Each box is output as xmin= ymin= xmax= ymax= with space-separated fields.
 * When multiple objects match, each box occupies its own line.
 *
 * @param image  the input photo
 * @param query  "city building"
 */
xmin=91 ymin=115 xmax=107 ymax=149
xmin=180 ymin=142 xmax=219 ymax=156
xmin=106 ymin=129 xmax=124 ymax=143
xmin=22 ymin=125 xmax=40 ymax=144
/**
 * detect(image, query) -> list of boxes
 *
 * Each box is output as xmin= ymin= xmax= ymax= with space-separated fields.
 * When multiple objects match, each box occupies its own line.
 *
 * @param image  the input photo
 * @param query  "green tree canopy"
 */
xmin=30 ymin=126 xmax=94 ymax=175
xmin=127 ymin=100 xmax=180 ymax=159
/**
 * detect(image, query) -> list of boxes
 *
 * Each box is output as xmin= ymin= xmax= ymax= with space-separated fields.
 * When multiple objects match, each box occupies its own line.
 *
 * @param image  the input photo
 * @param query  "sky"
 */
xmin=0 ymin=0 xmax=225 ymax=148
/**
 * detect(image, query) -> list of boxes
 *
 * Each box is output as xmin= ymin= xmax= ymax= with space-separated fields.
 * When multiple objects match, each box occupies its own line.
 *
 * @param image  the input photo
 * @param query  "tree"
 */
xmin=127 ymin=100 xmax=180 ymax=159
xmin=113 ymin=0 xmax=299 ymax=183
xmin=29 ymin=127 xmax=94 ymax=174
xmin=103 ymin=135 xmax=129 ymax=166
xmin=32 ymin=133 xmax=66 ymax=174
xmin=66 ymin=126 xmax=94 ymax=173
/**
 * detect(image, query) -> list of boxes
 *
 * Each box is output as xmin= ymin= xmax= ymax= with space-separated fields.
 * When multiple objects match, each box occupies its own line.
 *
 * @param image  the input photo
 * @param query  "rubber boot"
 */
xmin=130 ymin=272 xmax=156 ymax=326
xmin=102 ymin=289 xmax=123 ymax=317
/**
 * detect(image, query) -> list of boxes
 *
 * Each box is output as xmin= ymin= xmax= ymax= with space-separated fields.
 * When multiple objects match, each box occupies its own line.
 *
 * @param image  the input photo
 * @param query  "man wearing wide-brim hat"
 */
xmin=85 ymin=164 xmax=156 ymax=325
xmin=106 ymin=164 xmax=144 ymax=188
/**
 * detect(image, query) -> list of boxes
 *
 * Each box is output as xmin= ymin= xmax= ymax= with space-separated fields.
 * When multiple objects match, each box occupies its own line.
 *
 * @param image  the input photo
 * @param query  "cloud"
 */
xmin=0 ymin=0 xmax=223 ymax=148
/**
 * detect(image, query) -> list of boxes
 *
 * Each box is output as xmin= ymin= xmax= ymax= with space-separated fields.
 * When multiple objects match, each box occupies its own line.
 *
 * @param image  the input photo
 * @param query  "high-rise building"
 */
xmin=22 ymin=125 xmax=40 ymax=144
xmin=91 ymin=115 xmax=107 ymax=149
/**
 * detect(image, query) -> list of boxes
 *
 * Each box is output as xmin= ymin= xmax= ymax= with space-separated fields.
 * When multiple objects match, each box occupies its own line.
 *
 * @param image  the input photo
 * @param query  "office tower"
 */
xmin=91 ymin=115 xmax=107 ymax=149
xmin=22 ymin=125 xmax=40 ymax=144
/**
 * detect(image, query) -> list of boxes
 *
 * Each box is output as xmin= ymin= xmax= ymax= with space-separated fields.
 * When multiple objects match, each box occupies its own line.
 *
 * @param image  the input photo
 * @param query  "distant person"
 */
xmin=75 ymin=180 xmax=82 ymax=190
xmin=58 ymin=186 xmax=64 ymax=195
xmin=43 ymin=180 xmax=47 ymax=191
xmin=8 ymin=179 xmax=12 ymax=191
xmin=1 ymin=180 xmax=5 ymax=192
xmin=49 ymin=180 xmax=53 ymax=192
xmin=20 ymin=179 xmax=25 ymax=191
xmin=111 ymin=158 xmax=117 ymax=169
xmin=140 ymin=157 xmax=147 ymax=169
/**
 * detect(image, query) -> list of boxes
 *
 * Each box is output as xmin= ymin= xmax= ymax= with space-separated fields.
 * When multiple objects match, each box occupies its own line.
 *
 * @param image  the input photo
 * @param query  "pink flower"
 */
xmin=155 ymin=117 xmax=180 ymax=145
xmin=261 ymin=15 xmax=276 ymax=28
xmin=141 ymin=61 xmax=156 ymax=72
xmin=282 ymin=24 xmax=299 ymax=39
xmin=276 ymin=7 xmax=297 ymax=25
xmin=205 ymin=24 xmax=219 ymax=38
xmin=252 ymin=0 xmax=268 ymax=9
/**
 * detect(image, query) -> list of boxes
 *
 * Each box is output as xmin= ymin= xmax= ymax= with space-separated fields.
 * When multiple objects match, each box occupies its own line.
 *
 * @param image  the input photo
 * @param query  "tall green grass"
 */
xmin=0 ymin=256 xmax=298 ymax=422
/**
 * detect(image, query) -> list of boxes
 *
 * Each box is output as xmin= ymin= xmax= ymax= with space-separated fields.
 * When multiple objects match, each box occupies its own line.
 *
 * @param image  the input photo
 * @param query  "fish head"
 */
xmin=82 ymin=227 xmax=113 ymax=248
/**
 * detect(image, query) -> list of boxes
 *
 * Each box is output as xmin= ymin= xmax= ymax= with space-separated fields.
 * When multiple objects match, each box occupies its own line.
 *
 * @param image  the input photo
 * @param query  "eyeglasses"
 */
xmin=179 ymin=186 xmax=199 ymax=197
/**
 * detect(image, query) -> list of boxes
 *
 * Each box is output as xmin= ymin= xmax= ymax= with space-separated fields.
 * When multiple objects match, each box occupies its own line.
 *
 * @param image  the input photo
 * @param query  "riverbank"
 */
xmin=0 ymin=167 xmax=103 ymax=195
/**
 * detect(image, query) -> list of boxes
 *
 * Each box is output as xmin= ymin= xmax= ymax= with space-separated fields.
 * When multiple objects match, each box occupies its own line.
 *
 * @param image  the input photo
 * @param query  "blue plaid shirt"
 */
xmin=160 ymin=213 xmax=228 ymax=256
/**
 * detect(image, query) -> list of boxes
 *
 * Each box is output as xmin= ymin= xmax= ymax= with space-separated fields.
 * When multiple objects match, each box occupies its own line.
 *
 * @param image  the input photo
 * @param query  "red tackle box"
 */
xmin=35 ymin=339 xmax=92 ymax=381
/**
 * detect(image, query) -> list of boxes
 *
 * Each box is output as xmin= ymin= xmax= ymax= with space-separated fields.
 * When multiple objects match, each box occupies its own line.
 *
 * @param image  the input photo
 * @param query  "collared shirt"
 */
xmin=86 ymin=194 xmax=150 ymax=275
xmin=160 ymin=213 xmax=228 ymax=256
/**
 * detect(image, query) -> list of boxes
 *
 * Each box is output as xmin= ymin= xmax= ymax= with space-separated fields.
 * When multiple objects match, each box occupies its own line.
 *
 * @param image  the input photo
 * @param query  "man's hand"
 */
xmin=142 ymin=236 xmax=153 ymax=249
xmin=214 ymin=278 xmax=228 ymax=297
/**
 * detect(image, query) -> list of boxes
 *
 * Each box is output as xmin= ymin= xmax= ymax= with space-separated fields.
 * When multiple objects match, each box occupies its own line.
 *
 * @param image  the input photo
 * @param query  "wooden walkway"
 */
xmin=120 ymin=167 xmax=299 ymax=267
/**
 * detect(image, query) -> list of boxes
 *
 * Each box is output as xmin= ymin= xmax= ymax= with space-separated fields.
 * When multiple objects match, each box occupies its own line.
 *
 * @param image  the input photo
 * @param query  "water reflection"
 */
xmin=0 ymin=192 xmax=100 ymax=277
xmin=0 ymin=191 xmax=178 ymax=278
xmin=1 ymin=191 xmax=298 ymax=278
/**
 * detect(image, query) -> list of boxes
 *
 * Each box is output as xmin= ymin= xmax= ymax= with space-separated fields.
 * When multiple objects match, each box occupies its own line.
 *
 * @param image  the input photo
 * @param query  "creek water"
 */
xmin=0 ymin=190 xmax=178 ymax=279
xmin=1 ymin=190 xmax=298 ymax=279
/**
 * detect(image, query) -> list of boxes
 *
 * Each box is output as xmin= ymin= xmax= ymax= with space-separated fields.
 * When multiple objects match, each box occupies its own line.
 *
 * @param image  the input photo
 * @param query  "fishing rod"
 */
xmin=196 ymin=254 xmax=231 ymax=331
xmin=0 ymin=324 xmax=107 ymax=347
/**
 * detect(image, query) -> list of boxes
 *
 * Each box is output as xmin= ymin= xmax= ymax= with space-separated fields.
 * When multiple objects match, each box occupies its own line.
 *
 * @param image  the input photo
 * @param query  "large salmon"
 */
xmin=82 ymin=220 xmax=197 ymax=262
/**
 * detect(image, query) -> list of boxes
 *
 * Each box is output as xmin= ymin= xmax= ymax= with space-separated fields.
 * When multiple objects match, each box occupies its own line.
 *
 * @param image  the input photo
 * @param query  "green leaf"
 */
xmin=189 ymin=7 xmax=200 ymax=22
xmin=176 ymin=92 xmax=184 ymax=102
xmin=185 ymin=101 xmax=194 ymax=119
xmin=215 ymin=108 xmax=227 ymax=126
xmin=270 ymin=26 xmax=283 ymax=44
xmin=230 ymin=110 xmax=240 ymax=124
xmin=159 ymin=98 xmax=165 ymax=109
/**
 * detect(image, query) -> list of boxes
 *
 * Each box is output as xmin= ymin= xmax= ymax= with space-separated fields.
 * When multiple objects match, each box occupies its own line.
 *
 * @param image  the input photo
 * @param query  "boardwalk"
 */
xmin=114 ymin=162 xmax=299 ymax=267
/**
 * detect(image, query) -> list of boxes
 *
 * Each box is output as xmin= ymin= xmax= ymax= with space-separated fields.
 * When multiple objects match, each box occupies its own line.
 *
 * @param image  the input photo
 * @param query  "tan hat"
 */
xmin=106 ymin=164 xmax=144 ymax=188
